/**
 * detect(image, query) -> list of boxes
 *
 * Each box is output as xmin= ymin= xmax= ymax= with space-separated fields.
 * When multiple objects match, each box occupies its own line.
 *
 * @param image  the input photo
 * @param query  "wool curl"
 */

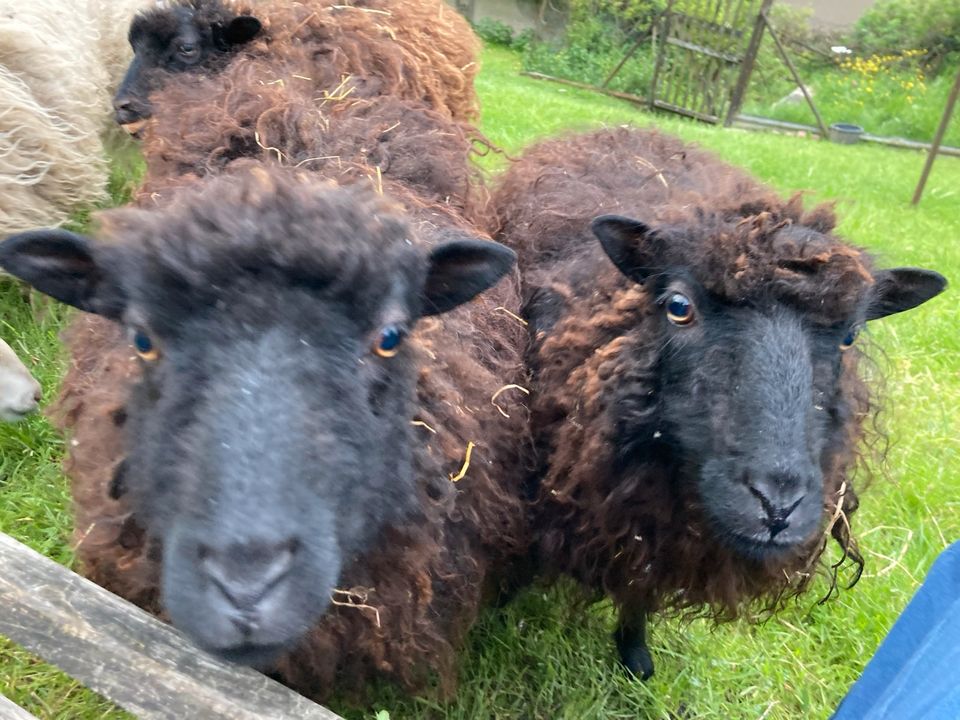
xmin=491 ymin=127 xmax=874 ymax=622
xmin=0 ymin=0 xmax=143 ymax=234
xmin=136 ymin=0 xmax=480 ymax=122
xmin=135 ymin=56 xmax=493 ymax=222
xmin=53 ymin=148 xmax=528 ymax=702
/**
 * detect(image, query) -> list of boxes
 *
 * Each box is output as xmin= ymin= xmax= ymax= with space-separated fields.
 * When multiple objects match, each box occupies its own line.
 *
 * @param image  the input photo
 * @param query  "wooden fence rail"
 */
xmin=0 ymin=692 xmax=39 ymax=719
xmin=0 ymin=532 xmax=343 ymax=720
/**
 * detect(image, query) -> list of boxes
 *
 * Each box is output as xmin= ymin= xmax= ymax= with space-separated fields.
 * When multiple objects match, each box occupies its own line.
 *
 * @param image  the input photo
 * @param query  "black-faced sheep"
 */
xmin=113 ymin=0 xmax=480 ymax=134
xmin=0 ymin=0 xmax=144 ymax=233
xmin=0 ymin=166 xmax=529 ymax=699
xmin=491 ymin=127 xmax=947 ymax=680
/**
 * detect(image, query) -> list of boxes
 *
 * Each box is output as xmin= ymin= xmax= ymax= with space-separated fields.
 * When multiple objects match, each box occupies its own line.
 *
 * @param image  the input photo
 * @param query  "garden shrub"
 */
xmin=473 ymin=18 xmax=517 ymax=48
xmin=474 ymin=17 xmax=535 ymax=51
xmin=854 ymin=0 xmax=960 ymax=70
xmin=521 ymin=0 xmax=679 ymax=96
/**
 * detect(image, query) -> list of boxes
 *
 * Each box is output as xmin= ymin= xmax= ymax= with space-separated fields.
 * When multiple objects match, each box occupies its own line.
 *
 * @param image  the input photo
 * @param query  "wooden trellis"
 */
xmin=649 ymin=0 xmax=773 ymax=123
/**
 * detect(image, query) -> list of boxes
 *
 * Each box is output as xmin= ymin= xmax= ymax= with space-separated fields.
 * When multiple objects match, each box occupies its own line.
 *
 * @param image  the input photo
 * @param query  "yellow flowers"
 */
xmin=832 ymin=49 xmax=930 ymax=109
xmin=838 ymin=49 xmax=927 ymax=79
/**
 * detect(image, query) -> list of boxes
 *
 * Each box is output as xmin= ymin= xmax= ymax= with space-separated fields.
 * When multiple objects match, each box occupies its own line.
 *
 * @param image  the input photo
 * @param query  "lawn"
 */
xmin=743 ymin=53 xmax=960 ymax=148
xmin=1 ymin=44 xmax=958 ymax=719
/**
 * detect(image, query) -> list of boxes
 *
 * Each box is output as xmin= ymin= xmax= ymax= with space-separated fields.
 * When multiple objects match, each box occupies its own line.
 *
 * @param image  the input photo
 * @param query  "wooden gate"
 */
xmin=649 ymin=0 xmax=773 ymax=123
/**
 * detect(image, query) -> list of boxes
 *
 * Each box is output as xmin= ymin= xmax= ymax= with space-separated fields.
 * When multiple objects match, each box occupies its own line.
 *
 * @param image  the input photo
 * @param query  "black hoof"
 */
xmin=615 ymin=631 xmax=654 ymax=680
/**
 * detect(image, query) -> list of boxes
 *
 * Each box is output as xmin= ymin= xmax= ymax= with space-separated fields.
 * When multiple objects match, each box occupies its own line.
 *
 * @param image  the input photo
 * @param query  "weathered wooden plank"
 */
xmin=652 ymin=99 xmax=721 ymax=124
xmin=521 ymin=71 xmax=649 ymax=107
xmin=761 ymin=10 xmax=828 ymax=139
xmin=601 ymin=33 xmax=647 ymax=89
xmin=0 ymin=693 xmax=39 ymax=720
xmin=665 ymin=8 xmax=744 ymax=39
xmin=649 ymin=0 xmax=676 ymax=107
xmin=0 ymin=532 xmax=342 ymax=720
xmin=724 ymin=0 xmax=775 ymax=126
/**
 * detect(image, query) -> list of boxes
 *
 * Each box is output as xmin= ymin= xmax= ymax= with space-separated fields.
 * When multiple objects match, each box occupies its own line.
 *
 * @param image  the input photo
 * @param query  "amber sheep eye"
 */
xmin=373 ymin=324 xmax=405 ymax=358
xmin=840 ymin=328 xmax=859 ymax=351
xmin=666 ymin=293 xmax=695 ymax=326
xmin=131 ymin=329 xmax=159 ymax=361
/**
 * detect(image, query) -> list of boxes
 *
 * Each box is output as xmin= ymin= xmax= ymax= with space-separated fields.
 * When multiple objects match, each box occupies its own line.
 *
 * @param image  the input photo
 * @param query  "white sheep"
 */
xmin=0 ymin=337 xmax=40 ymax=422
xmin=0 ymin=0 xmax=144 ymax=235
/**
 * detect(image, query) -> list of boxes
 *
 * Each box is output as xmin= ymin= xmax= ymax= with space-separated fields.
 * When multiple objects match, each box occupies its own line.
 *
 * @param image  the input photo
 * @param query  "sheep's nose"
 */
xmin=112 ymin=97 xmax=147 ymax=127
xmin=747 ymin=474 xmax=808 ymax=539
xmin=9 ymin=381 xmax=41 ymax=416
xmin=199 ymin=538 xmax=299 ymax=619
xmin=764 ymin=498 xmax=802 ymax=538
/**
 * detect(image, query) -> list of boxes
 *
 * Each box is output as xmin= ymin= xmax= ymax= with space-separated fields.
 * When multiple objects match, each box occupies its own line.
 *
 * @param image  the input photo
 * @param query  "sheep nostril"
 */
xmin=200 ymin=538 xmax=299 ymax=611
xmin=744 ymin=476 xmax=808 ymax=538
xmin=230 ymin=613 xmax=258 ymax=637
xmin=113 ymin=98 xmax=149 ymax=128
xmin=32 ymin=387 xmax=41 ymax=403
xmin=764 ymin=496 xmax=804 ymax=538
xmin=767 ymin=514 xmax=791 ymax=538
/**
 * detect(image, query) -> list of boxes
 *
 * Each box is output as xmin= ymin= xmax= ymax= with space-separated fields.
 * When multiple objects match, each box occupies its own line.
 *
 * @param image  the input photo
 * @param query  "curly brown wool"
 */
xmin=491 ymin=127 xmax=883 ymax=667
xmin=135 ymin=62 xmax=492 ymax=222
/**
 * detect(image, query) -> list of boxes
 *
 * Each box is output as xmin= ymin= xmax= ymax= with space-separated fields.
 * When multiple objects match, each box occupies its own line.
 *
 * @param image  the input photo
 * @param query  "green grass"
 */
xmin=1 ymin=44 xmax=958 ymax=719
xmin=744 ymin=55 xmax=960 ymax=148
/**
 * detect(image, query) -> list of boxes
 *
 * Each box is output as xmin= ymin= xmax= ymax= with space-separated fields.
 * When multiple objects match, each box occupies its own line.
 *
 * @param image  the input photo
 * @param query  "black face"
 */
xmin=592 ymin=214 xmax=947 ymax=559
xmin=644 ymin=280 xmax=847 ymax=556
xmin=0 ymin=181 xmax=515 ymax=665
xmin=127 ymin=283 xmax=420 ymax=666
xmin=113 ymin=4 xmax=262 ymax=132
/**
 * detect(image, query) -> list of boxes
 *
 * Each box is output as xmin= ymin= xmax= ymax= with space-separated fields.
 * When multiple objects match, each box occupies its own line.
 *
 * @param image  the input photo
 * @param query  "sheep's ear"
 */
xmin=223 ymin=16 xmax=261 ymax=46
xmin=422 ymin=238 xmax=516 ymax=316
xmin=0 ymin=229 xmax=125 ymax=318
xmin=865 ymin=267 xmax=947 ymax=321
xmin=591 ymin=214 xmax=663 ymax=285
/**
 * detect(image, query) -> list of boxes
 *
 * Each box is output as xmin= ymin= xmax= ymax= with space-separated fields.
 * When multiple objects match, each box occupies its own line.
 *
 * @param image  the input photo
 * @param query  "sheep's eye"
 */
xmin=666 ymin=293 xmax=695 ymax=326
xmin=373 ymin=324 xmax=405 ymax=358
xmin=840 ymin=328 xmax=859 ymax=351
xmin=131 ymin=329 xmax=159 ymax=361
xmin=177 ymin=43 xmax=198 ymax=57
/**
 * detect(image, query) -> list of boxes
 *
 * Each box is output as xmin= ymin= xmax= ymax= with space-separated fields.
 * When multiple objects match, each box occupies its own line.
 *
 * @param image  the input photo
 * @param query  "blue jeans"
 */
xmin=832 ymin=542 xmax=960 ymax=720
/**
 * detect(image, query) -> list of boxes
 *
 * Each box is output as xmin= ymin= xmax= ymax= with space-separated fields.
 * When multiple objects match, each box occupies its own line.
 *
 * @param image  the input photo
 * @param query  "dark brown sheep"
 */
xmin=2 ymin=164 xmax=530 ymax=701
xmin=0 ymin=28 xmax=527 ymax=696
xmin=491 ymin=127 xmax=946 ymax=679
xmin=113 ymin=0 xmax=480 ymax=132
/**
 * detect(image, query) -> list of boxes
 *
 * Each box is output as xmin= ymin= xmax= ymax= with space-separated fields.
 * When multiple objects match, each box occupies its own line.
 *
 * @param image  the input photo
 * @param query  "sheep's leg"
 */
xmin=614 ymin=610 xmax=654 ymax=680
